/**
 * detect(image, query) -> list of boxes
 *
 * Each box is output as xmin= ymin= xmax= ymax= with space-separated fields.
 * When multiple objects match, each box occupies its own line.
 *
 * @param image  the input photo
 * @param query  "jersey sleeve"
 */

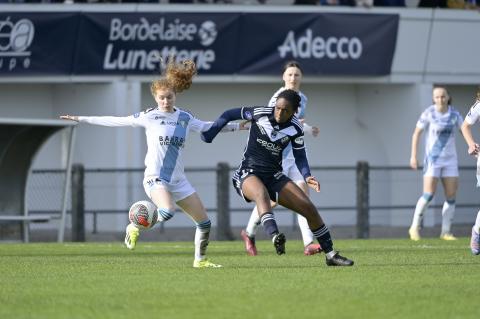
xmin=190 ymin=117 xmax=240 ymax=133
xmin=200 ymin=108 xmax=244 ymax=143
xmin=77 ymin=112 xmax=145 ymax=127
xmin=297 ymin=92 xmax=308 ymax=119
xmin=416 ymin=109 xmax=429 ymax=129
xmin=466 ymin=101 xmax=480 ymax=125
xmin=291 ymin=134 xmax=311 ymax=179
xmin=240 ymin=107 xmax=256 ymax=121
xmin=291 ymin=134 xmax=306 ymax=151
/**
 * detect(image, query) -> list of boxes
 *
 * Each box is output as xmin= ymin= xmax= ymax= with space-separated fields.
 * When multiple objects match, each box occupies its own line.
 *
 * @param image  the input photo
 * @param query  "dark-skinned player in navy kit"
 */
xmin=202 ymin=89 xmax=353 ymax=266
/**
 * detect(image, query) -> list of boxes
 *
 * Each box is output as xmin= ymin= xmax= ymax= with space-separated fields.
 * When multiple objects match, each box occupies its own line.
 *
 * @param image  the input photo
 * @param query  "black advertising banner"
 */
xmin=74 ymin=12 xmax=241 ymax=75
xmin=237 ymin=13 xmax=399 ymax=76
xmin=0 ymin=11 xmax=399 ymax=77
xmin=0 ymin=13 xmax=80 ymax=75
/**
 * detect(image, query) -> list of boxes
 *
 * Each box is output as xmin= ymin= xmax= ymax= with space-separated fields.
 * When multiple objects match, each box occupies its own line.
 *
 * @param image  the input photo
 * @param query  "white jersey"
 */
xmin=268 ymin=87 xmax=308 ymax=166
xmin=465 ymin=100 xmax=480 ymax=125
xmin=464 ymin=100 xmax=480 ymax=187
xmin=78 ymin=107 xmax=238 ymax=184
xmin=416 ymin=105 xmax=463 ymax=167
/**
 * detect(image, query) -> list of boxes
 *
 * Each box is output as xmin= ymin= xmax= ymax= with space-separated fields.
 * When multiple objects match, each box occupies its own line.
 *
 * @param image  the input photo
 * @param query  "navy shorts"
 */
xmin=232 ymin=167 xmax=291 ymax=203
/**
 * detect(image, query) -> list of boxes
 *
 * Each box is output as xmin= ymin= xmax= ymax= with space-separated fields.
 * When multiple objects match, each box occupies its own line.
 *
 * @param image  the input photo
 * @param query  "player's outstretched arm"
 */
xmin=60 ymin=115 xmax=79 ymax=122
xmin=201 ymin=108 xmax=243 ymax=143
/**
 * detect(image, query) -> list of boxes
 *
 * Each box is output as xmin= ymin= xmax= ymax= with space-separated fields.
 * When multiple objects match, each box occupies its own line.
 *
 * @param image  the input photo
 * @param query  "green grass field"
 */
xmin=0 ymin=238 xmax=478 ymax=319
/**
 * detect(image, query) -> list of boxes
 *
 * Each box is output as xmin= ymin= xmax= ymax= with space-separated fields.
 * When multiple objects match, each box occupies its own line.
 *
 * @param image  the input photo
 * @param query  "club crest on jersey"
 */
xmin=271 ymin=130 xmax=278 ymax=138
xmin=178 ymin=120 xmax=187 ymax=128
xmin=244 ymin=111 xmax=252 ymax=120
xmin=295 ymin=137 xmax=304 ymax=145
xmin=133 ymin=112 xmax=140 ymax=118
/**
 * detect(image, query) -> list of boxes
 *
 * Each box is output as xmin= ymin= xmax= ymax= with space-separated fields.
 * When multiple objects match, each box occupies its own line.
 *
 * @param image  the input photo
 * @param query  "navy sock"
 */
xmin=260 ymin=212 xmax=279 ymax=237
xmin=312 ymin=224 xmax=333 ymax=253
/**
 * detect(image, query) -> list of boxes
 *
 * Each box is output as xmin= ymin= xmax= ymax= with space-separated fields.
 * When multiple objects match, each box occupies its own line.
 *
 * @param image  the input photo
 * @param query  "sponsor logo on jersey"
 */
xmin=294 ymin=136 xmax=304 ymax=145
xmin=256 ymin=137 xmax=282 ymax=154
xmin=159 ymin=136 xmax=185 ymax=147
xmin=178 ymin=120 xmax=188 ymax=128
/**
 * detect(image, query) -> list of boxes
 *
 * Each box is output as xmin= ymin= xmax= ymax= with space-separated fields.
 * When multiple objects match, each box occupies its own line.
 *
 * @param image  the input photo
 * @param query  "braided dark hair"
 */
xmin=277 ymin=89 xmax=301 ymax=113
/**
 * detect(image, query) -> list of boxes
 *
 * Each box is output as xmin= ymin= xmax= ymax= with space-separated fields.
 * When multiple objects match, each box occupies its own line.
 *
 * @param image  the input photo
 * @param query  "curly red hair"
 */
xmin=150 ymin=58 xmax=197 ymax=96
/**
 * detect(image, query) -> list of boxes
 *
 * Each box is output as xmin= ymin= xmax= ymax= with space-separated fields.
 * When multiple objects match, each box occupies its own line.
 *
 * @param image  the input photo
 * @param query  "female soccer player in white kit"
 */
xmin=61 ymin=59 xmax=239 ymax=268
xmin=408 ymin=86 xmax=464 ymax=241
xmin=240 ymin=61 xmax=321 ymax=256
xmin=460 ymin=88 xmax=480 ymax=255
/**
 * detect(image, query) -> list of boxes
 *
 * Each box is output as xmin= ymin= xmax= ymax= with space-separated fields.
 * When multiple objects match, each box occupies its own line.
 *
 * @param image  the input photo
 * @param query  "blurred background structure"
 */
xmin=0 ymin=3 xmax=479 ymax=241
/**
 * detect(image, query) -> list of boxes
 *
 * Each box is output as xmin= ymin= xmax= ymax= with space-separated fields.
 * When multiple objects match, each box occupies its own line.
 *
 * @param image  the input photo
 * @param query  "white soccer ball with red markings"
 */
xmin=128 ymin=200 xmax=158 ymax=229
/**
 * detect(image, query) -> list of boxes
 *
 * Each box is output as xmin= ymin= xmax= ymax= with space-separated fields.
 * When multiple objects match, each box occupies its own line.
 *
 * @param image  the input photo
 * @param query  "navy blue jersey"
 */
xmin=239 ymin=106 xmax=305 ymax=174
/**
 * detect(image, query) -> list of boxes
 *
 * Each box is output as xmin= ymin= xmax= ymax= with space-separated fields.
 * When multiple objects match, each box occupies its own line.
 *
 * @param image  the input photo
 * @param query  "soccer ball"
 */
xmin=128 ymin=200 xmax=158 ymax=229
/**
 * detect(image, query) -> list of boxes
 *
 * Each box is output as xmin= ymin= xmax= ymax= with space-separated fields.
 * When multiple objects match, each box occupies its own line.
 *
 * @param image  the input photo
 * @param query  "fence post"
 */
xmin=71 ymin=164 xmax=85 ymax=242
xmin=356 ymin=161 xmax=369 ymax=239
xmin=216 ymin=162 xmax=234 ymax=240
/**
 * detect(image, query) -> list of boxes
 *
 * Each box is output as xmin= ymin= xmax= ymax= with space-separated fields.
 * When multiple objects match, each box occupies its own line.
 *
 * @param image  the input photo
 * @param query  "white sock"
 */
xmin=297 ymin=215 xmax=314 ymax=246
xmin=194 ymin=220 xmax=211 ymax=261
xmin=474 ymin=210 xmax=480 ymax=233
xmin=245 ymin=206 xmax=261 ymax=237
xmin=441 ymin=200 xmax=455 ymax=235
xmin=411 ymin=195 xmax=431 ymax=229
xmin=326 ymin=250 xmax=336 ymax=259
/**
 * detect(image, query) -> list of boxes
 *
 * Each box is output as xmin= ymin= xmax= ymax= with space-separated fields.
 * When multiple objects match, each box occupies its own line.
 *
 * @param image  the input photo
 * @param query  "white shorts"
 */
xmin=282 ymin=158 xmax=303 ymax=182
xmin=143 ymin=176 xmax=195 ymax=202
xmin=423 ymin=161 xmax=458 ymax=178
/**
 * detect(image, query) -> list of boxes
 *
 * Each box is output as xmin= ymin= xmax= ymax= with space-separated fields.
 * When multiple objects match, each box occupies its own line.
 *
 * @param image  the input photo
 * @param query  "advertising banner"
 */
xmin=237 ymin=13 xmax=399 ymax=76
xmin=74 ymin=12 xmax=241 ymax=75
xmin=0 ymin=11 xmax=399 ymax=77
xmin=0 ymin=13 xmax=80 ymax=75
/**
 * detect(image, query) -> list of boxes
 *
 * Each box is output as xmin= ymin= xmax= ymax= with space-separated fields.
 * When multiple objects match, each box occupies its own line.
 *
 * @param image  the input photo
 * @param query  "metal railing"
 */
xmin=24 ymin=162 xmax=479 ymax=241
